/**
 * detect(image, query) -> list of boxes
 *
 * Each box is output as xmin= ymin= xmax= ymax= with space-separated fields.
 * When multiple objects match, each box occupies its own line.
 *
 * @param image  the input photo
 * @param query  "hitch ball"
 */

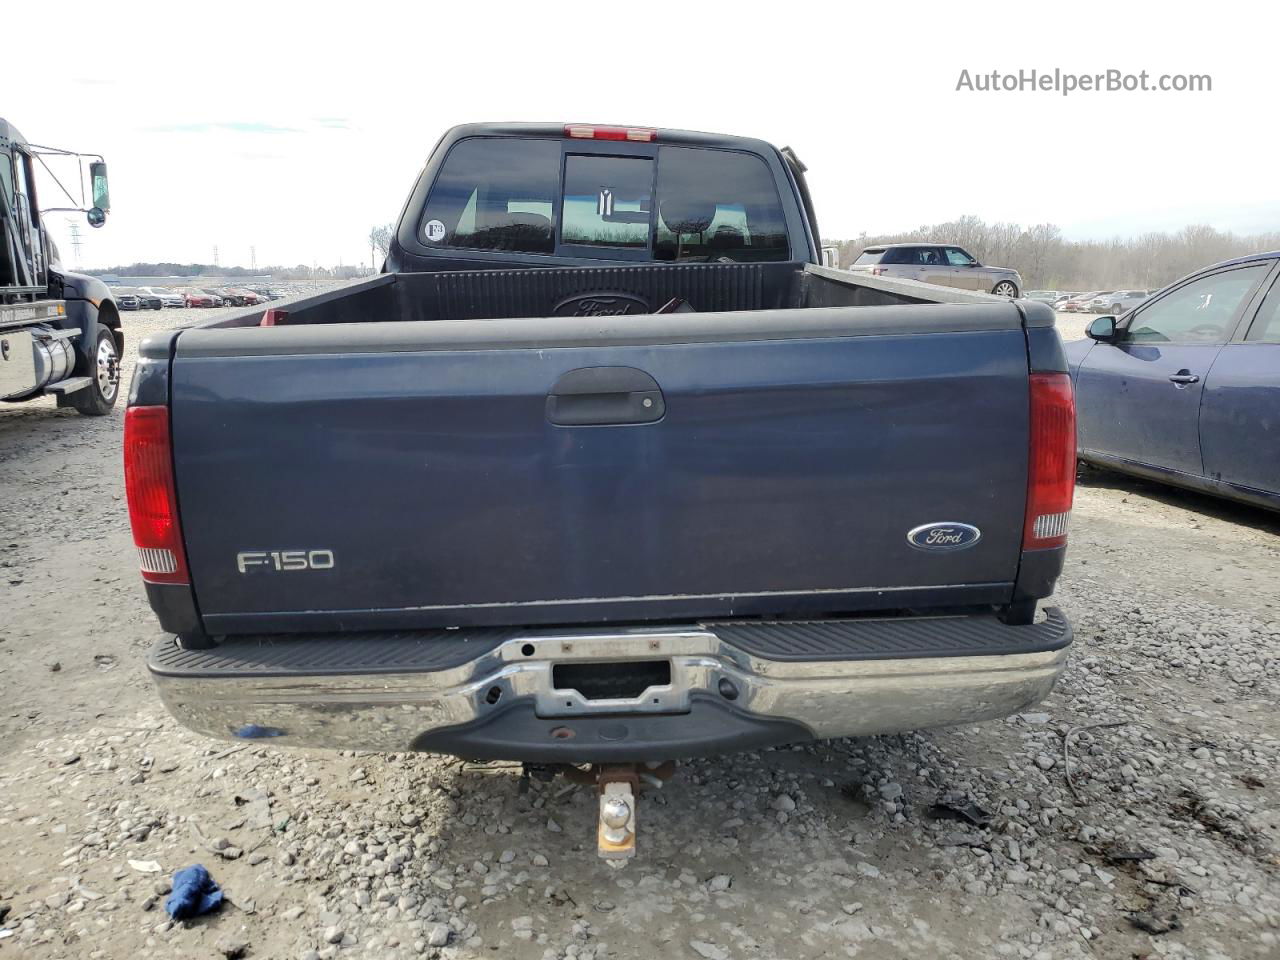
xmin=601 ymin=796 xmax=632 ymax=831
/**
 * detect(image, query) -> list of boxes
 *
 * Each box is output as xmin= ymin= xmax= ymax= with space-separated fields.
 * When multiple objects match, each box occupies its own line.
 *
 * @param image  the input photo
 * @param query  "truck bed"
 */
xmin=209 ymin=262 xmax=1007 ymax=330
xmin=142 ymin=264 xmax=1056 ymax=635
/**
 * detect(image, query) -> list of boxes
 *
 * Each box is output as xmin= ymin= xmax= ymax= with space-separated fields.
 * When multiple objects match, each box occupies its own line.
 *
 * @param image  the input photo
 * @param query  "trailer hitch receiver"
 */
xmin=598 ymin=780 xmax=637 ymax=862
xmin=560 ymin=763 xmax=673 ymax=864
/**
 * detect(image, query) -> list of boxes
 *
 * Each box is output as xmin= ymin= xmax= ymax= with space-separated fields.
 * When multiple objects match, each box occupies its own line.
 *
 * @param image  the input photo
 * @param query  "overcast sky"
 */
xmin=8 ymin=1 xmax=1276 ymax=270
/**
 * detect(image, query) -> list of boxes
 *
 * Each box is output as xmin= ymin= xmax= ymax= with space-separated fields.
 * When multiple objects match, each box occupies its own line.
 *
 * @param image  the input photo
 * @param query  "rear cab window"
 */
xmin=853 ymin=249 xmax=884 ymax=266
xmin=653 ymin=147 xmax=787 ymax=262
xmin=418 ymin=136 xmax=791 ymax=263
xmin=420 ymin=137 xmax=559 ymax=255
xmin=561 ymin=154 xmax=652 ymax=249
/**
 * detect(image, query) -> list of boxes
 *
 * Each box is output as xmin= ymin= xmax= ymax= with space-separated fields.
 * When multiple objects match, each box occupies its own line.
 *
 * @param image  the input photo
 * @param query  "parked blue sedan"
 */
xmin=1064 ymin=252 xmax=1280 ymax=512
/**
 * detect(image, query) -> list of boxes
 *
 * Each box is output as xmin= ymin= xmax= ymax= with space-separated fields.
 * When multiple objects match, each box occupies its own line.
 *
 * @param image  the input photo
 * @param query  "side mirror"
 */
xmin=90 ymin=161 xmax=110 ymax=212
xmin=1087 ymin=316 xmax=1117 ymax=342
xmin=86 ymin=207 xmax=106 ymax=228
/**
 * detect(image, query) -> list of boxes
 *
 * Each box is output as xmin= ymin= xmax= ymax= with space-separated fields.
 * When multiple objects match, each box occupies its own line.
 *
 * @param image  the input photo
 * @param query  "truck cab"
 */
xmin=1 ymin=118 xmax=122 ymax=415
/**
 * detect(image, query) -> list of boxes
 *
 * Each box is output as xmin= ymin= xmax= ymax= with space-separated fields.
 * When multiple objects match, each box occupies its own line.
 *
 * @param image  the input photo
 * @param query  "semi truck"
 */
xmin=1 ymin=118 xmax=121 ymax=415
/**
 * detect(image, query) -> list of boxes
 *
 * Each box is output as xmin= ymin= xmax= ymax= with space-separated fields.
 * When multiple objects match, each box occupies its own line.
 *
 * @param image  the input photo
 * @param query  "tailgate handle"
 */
xmin=546 ymin=366 xmax=665 ymax=426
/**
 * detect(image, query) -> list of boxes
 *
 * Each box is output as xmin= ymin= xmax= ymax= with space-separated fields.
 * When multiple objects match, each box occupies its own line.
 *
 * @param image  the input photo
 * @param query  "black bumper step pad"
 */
xmin=705 ymin=607 xmax=1070 ymax=662
xmin=148 ymin=628 xmax=516 ymax=678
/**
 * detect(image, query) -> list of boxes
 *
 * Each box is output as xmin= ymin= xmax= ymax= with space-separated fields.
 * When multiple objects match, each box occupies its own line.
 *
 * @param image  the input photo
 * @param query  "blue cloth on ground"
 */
xmin=164 ymin=864 xmax=223 ymax=919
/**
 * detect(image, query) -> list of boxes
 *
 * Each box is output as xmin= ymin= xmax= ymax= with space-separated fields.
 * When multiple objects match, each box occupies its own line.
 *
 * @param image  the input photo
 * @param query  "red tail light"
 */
xmin=124 ymin=406 xmax=189 ymax=584
xmin=564 ymin=124 xmax=657 ymax=142
xmin=871 ymin=267 xmax=886 ymax=276
xmin=260 ymin=307 xmax=288 ymax=327
xmin=1023 ymin=373 xmax=1076 ymax=550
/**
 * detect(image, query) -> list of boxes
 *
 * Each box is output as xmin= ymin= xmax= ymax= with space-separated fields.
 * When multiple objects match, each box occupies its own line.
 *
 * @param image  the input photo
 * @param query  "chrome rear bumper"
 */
xmin=148 ymin=609 xmax=1071 ymax=761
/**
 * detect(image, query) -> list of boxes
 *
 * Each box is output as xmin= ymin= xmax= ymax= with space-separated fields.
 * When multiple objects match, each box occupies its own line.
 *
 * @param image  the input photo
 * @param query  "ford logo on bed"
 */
xmin=906 ymin=522 xmax=982 ymax=552
xmin=553 ymin=292 xmax=650 ymax=317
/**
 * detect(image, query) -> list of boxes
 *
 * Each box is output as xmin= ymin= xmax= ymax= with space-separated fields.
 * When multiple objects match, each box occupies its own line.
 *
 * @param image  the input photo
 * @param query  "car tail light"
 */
xmin=870 ymin=267 xmax=886 ymax=276
xmin=1023 ymin=373 xmax=1076 ymax=549
xmin=124 ymin=406 xmax=189 ymax=584
xmin=260 ymin=308 xmax=288 ymax=327
xmin=564 ymin=124 xmax=656 ymax=142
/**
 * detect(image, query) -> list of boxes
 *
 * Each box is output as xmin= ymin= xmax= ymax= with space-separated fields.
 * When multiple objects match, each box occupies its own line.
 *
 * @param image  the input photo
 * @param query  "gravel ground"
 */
xmin=0 ymin=308 xmax=1276 ymax=960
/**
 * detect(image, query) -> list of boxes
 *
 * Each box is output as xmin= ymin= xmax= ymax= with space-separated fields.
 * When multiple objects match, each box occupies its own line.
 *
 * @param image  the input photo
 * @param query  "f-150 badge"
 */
xmin=906 ymin=523 xmax=981 ymax=552
xmin=237 ymin=550 xmax=335 ymax=573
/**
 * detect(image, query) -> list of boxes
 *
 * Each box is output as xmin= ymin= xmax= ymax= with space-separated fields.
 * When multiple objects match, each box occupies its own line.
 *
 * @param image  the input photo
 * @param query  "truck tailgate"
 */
xmin=170 ymin=304 xmax=1030 ymax=633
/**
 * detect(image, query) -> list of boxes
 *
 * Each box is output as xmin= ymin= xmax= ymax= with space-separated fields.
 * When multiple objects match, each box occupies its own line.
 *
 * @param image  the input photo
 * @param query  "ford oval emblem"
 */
xmin=552 ymin=292 xmax=650 ymax=317
xmin=907 ymin=522 xmax=982 ymax=552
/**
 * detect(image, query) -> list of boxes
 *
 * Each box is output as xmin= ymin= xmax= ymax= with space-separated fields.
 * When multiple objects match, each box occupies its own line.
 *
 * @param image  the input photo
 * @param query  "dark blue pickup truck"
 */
xmin=128 ymin=123 xmax=1076 ymax=856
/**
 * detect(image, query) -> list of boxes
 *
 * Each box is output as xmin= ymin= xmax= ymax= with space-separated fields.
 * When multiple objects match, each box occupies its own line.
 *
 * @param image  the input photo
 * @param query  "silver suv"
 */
xmin=1091 ymin=289 xmax=1151 ymax=315
xmin=849 ymin=243 xmax=1022 ymax=297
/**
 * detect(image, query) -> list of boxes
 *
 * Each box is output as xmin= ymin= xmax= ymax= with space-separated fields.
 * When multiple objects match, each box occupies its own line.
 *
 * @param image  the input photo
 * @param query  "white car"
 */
xmin=137 ymin=286 xmax=186 ymax=308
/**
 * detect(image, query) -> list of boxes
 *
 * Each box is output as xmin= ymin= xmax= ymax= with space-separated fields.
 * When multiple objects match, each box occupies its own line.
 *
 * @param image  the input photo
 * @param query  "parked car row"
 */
xmin=1056 ymin=290 xmax=1153 ymax=313
xmin=133 ymin=286 xmax=185 ymax=308
xmin=183 ymin=286 xmax=279 ymax=307
xmin=107 ymin=284 xmax=282 ymax=308
xmin=113 ymin=287 xmax=163 ymax=311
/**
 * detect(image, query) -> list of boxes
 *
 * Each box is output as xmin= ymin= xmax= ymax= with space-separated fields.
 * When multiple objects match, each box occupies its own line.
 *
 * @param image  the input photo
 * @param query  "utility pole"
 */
xmin=213 ymin=245 xmax=220 ymax=268
xmin=66 ymin=220 xmax=83 ymax=268
xmin=250 ymin=246 xmax=257 ymax=271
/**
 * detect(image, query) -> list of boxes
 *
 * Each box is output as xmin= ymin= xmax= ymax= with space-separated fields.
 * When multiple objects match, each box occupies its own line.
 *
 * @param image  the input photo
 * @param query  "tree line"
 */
xmin=826 ymin=217 xmax=1280 ymax=291
xmin=93 ymin=218 xmax=1279 ymax=291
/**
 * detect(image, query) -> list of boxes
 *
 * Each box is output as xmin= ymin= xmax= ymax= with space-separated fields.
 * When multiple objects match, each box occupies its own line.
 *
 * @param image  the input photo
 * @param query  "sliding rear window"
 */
xmin=419 ymin=137 xmax=790 ymax=262
xmin=561 ymin=154 xmax=653 ymax=249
